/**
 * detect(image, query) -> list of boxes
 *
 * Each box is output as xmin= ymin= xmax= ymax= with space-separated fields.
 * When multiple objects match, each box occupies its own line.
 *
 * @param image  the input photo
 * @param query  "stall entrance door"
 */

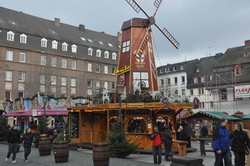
xmin=92 ymin=114 xmax=107 ymax=143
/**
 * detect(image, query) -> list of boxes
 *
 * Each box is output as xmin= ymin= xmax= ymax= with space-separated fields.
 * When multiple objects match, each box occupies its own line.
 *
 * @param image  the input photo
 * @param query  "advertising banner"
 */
xmin=235 ymin=85 xmax=250 ymax=98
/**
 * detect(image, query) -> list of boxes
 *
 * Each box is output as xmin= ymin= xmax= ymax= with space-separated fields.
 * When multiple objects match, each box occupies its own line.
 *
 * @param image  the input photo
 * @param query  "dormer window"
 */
xmin=96 ymin=49 xmax=101 ymax=57
xmin=197 ymin=68 xmax=200 ymax=72
xmin=71 ymin=44 xmax=77 ymax=53
xmin=201 ymin=77 xmax=205 ymax=82
xmin=62 ymin=42 xmax=68 ymax=51
xmin=194 ymin=77 xmax=198 ymax=83
xmin=180 ymin=65 xmax=184 ymax=70
xmin=52 ymin=40 xmax=58 ymax=49
xmin=112 ymin=52 xmax=117 ymax=60
xmin=104 ymin=51 xmax=109 ymax=58
xmin=88 ymin=47 xmax=93 ymax=56
xmin=41 ymin=38 xmax=47 ymax=47
xmin=7 ymin=31 xmax=15 ymax=41
xmin=234 ymin=65 xmax=242 ymax=76
xmin=168 ymin=67 xmax=172 ymax=72
xmin=243 ymin=50 xmax=248 ymax=57
xmin=173 ymin=66 xmax=177 ymax=71
xmin=20 ymin=34 xmax=27 ymax=44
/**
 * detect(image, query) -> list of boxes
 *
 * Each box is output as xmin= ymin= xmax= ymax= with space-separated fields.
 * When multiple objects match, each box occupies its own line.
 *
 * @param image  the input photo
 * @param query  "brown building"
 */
xmin=0 ymin=7 xmax=120 ymax=105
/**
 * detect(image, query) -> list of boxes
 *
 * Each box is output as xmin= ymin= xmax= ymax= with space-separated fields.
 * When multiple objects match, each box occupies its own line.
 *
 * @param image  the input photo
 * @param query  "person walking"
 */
xmin=230 ymin=123 xmax=250 ymax=166
xmin=201 ymin=123 xmax=209 ymax=145
xmin=21 ymin=128 xmax=34 ymax=163
xmin=162 ymin=126 xmax=173 ymax=161
xmin=6 ymin=124 xmax=21 ymax=164
xmin=212 ymin=118 xmax=232 ymax=166
xmin=150 ymin=126 xmax=162 ymax=165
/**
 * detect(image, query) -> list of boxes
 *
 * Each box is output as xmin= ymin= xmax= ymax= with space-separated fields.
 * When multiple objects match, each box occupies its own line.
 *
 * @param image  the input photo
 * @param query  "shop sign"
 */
xmin=235 ymin=85 xmax=250 ymax=98
xmin=114 ymin=65 xmax=130 ymax=75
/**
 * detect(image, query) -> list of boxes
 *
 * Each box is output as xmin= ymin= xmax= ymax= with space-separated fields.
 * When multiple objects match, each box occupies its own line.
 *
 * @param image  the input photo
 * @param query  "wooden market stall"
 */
xmin=68 ymin=102 xmax=194 ymax=150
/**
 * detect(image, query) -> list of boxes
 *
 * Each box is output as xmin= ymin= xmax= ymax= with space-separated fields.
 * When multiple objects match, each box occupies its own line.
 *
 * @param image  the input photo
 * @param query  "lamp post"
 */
xmin=116 ymin=84 xmax=125 ymax=119
xmin=43 ymin=96 xmax=48 ymax=116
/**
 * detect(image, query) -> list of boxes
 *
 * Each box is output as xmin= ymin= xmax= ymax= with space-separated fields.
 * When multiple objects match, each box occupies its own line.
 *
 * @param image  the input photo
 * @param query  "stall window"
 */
xmin=127 ymin=117 xmax=146 ymax=133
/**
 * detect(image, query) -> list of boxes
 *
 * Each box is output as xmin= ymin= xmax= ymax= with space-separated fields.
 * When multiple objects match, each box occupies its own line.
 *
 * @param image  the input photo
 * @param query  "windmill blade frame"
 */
xmin=155 ymin=24 xmax=180 ymax=49
xmin=153 ymin=0 xmax=163 ymax=17
xmin=125 ymin=0 xmax=150 ymax=18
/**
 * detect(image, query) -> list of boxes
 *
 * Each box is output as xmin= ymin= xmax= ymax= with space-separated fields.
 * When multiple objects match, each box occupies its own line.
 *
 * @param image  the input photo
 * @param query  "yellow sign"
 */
xmin=114 ymin=65 xmax=130 ymax=75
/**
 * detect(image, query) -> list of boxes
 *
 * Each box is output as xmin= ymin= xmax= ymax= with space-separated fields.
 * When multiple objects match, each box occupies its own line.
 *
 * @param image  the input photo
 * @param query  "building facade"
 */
xmin=0 ymin=7 xmax=120 ymax=107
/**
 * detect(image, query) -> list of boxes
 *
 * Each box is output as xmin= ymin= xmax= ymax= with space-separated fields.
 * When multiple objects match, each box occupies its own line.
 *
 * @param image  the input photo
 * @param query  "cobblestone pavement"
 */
xmin=0 ymin=141 xmax=240 ymax=166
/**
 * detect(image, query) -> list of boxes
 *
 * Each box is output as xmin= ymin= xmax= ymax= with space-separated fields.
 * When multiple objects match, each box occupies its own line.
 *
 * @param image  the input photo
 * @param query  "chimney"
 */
xmin=54 ymin=18 xmax=60 ymax=27
xmin=245 ymin=40 xmax=250 ymax=47
xmin=79 ymin=24 xmax=85 ymax=32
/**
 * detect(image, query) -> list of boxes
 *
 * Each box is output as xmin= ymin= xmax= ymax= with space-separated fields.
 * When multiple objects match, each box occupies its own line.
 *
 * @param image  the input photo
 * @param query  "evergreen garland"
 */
xmin=107 ymin=118 xmax=138 ymax=158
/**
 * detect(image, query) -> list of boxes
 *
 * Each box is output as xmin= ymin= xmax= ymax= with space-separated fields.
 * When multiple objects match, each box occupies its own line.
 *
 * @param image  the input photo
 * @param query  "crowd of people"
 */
xmin=150 ymin=119 xmax=250 ymax=166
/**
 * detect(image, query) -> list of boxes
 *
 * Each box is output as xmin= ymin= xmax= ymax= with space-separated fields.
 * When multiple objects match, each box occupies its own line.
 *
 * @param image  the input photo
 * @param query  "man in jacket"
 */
xmin=6 ymin=124 xmax=21 ymax=164
xmin=150 ymin=126 xmax=162 ymax=165
xmin=162 ymin=126 xmax=173 ymax=161
xmin=212 ymin=118 xmax=232 ymax=166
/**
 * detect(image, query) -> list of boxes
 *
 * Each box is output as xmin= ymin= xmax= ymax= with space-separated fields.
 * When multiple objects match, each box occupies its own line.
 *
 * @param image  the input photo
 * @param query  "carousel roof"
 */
xmin=242 ymin=114 xmax=250 ymax=119
xmin=184 ymin=111 xmax=240 ymax=121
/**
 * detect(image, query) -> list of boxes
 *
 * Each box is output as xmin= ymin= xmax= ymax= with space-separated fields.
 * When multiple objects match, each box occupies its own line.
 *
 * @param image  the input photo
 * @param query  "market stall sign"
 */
xmin=114 ymin=65 xmax=130 ymax=75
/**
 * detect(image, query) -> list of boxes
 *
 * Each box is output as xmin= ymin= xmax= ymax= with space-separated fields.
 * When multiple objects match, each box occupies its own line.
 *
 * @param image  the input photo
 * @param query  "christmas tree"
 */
xmin=0 ymin=117 xmax=10 ymax=141
xmin=108 ymin=118 xmax=138 ymax=158
xmin=34 ymin=116 xmax=49 ymax=147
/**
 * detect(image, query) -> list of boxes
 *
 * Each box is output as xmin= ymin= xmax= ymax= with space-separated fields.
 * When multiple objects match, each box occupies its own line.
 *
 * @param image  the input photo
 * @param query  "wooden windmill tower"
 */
xmin=116 ymin=0 xmax=179 ymax=95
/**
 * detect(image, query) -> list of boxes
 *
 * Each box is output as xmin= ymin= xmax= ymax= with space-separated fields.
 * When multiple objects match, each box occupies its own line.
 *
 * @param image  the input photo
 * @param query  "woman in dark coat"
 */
xmin=162 ymin=126 xmax=173 ymax=161
xmin=230 ymin=123 xmax=250 ymax=166
xmin=21 ymin=128 xmax=34 ymax=162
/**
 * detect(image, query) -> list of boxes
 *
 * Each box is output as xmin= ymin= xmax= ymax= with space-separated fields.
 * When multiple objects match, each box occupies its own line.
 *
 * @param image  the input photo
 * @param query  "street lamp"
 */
xmin=116 ymin=84 xmax=125 ymax=119
xmin=43 ymin=95 xmax=48 ymax=116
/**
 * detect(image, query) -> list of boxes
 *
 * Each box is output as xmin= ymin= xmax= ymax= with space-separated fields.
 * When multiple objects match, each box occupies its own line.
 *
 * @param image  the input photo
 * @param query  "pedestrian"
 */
xmin=21 ymin=128 xmax=34 ymax=162
xmin=150 ymin=126 xmax=162 ymax=165
xmin=212 ymin=118 xmax=232 ymax=166
xmin=47 ymin=126 xmax=55 ymax=143
xmin=177 ymin=125 xmax=187 ymax=141
xmin=162 ymin=126 xmax=173 ymax=161
xmin=5 ymin=124 xmax=21 ymax=164
xmin=184 ymin=122 xmax=192 ymax=147
xmin=201 ymin=123 xmax=209 ymax=145
xmin=230 ymin=122 xmax=250 ymax=166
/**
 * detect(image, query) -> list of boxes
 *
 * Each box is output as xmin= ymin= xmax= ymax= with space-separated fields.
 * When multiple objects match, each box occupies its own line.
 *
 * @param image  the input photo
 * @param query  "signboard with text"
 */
xmin=235 ymin=85 xmax=250 ymax=98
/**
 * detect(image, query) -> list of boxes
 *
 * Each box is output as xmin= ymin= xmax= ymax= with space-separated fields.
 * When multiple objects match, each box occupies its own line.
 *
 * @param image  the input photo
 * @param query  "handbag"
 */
xmin=245 ymin=146 xmax=249 ymax=155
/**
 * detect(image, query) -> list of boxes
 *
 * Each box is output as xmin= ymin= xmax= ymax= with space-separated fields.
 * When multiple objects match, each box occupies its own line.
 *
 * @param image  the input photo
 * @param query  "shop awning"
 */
xmin=4 ymin=110 xmax=68 ymax=117
xmin=183 ymin=111 xmax=240 ymax=121
xmin=243 ymin=114 xmax=250 ymax=120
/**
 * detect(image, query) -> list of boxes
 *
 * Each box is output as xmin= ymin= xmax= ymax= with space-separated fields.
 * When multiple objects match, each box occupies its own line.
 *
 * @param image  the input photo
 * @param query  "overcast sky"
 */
xmin=1 ymin=0 xmax=250 ymax=67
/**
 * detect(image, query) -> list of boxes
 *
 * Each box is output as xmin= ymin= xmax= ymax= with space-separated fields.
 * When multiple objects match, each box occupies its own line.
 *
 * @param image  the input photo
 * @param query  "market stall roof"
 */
xmin=3 ymin=110 xmax=68 ymax=117
xmin=183 ymin=111 xmax=240 ymax=121
xmin=243 ymin=114 xmax=250 ymax=119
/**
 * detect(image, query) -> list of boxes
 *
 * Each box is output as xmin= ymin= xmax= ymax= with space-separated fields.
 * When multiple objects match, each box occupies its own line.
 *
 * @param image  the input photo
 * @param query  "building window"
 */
xmin=182 ymin=76 xmax=185 ymax=84
xmin=96 ymin=81 xmax=100 ymax=89
xmin=40 ymin=56 xmax=46 ymax=65
xmin=18 ymin=72 xmax=25 ymax=82
xmin=210 ymin=101 xmax=213 ymax=108
xmin=180 ymin=65 xmax=184 ymax=70
xmin=19 ymin=52 xmax=26 ymax=62
xmin=96 ymin=64 xmax=100 ymax=73
xmin=210 ymin=75 xmax=213 ymax=81
xmin=71 ymin=60 xmax=76 ymax=69
xmin=199 ymin=102 xmax=204 ymax=108
xmin=87 ymin=80 xmax=92 ymax=88
xmin=112 ymin=52 xmax=117 ymax=60
xmin=197 ymin=68 xmax=200 ymax=72
xmin=5 ymin=71 xmax=13 ymax=81
xmin=18 ymin=92 xmax=24 ymax=98
xmin=104 ymin=51 xmax=109 ymax=59
xmin=182 ymin=89 xmax=186 ymax=96
xmin=87 ymin=89 xmax=92 ymax=96
xmin=40 ymin=75 xmax=45 ymax=84
xmin=71 ymin=44 xmax=77 ymax=53
xmin=52 ymin=40 xmax=58 ymax=49
xmin=174 ymin=77 xmax=177 ymax=85
xmin=5 ymin=82 xmax=12 ymax=90
xmin=173 ymin=66 xmax=177 ymax=71
xmin=104 ymin=81 xmax=108 ymax=90
xmin=18 ymin=83 xmax=25 ymax=91
xmin=62 ymin=59 xmax=67 ymax=68
xmin=51 ymin=57 xmax=57 ymax=67
xmin=51 ymin=76 xmax=56 ymax=85
xmin=61 ymin=87 xmax=66 ymax=94
xmin=112 ymin=82 xmax=116 ymax=90
xmin=5 ymin=91 xmax=11 ymax=100
xmin=96 ymin=49 xmax=101 ymax=57
xmin=41 ymin=38 xmax=47 ymax=47
xmin=199 ymin=88 xmax=204 ymax=95
xmin=168 ymin=67 xmax=172 ymax=72
xmin=88 ymin=47 xmax=93 ymax=55
xmin=61 ymin=77 xmax=66 ymax=86
xmin=160 ymin=79 xmax=164 ymax=86
xmin=234 ymin=65 xmax=242 ymax=76
xmin=167 ymin=78 xmax=171 ymax=85
xmin=7 ymin=31 xmax=15 ymax=41
xmin=201 ymin=77 xmax=205 ymax=82
xmin=71 ymin=78 xmax=76 ymax=87
xmin=104 ymin=66 xmax=108 ymax=74
xmin=190 ymin=89 xmax=193 ymax=96
xmin=6 ymin=50 xmax=13 ymax=61
xmin=112 ymin=67 xmax=116 ymax=75
xmin=122 ymin=40 xmax=130 ymax=53
xmin=194 ymin=77 xmax=198 ymax=83
xmin=20 ymin=34 xmax=27 ymax=44
xmin=220 ymin=89 xmax=227 ymax=101
xmin=88 ymin=63 xmax=92 ymax=72
xmin=62 ymin=42 xmax=68 ymax=51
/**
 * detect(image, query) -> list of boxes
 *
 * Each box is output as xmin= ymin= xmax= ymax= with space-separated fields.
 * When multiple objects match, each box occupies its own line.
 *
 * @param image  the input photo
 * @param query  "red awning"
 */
xmin=4 ymin=110 xmax=68 ymax=117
